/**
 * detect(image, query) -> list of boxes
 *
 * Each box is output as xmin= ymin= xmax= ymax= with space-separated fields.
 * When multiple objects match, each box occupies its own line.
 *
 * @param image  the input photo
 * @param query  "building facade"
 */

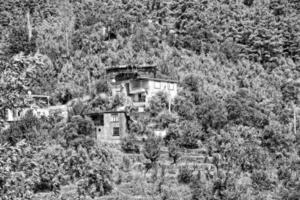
xmin=111 ymin=77 xmax=178 ymax=111
xmin=86 ymin=111 xmax=128 ymax=143
xmin=4 ymin=94 xmax=69 ymax=123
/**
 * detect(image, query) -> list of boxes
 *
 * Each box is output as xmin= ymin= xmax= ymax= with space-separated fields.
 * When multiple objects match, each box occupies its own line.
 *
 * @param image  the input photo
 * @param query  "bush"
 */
xmin=181 ymin=74 xmax=201 ymax=93
xmin=154 ymin=110 xmax=178 ymax=129
xmin=0 ymin=110 xmax=42 ymax=145
xmin=143 ymin=136 xmax=161 ymax=164
xmin=251 ymin=170 xmax=274 ymax=191
xmin=168 ymin=140 xmax=181 ymax=164
xmin=164 ymin=123 xmax=180 ymax=145
xmin=0 ymin=141 xmax=113 ymax=199
xmin=177 ymin=165 xmax=193 ymax=184
xmin=147 ymin=91 xmax=169 ymax=117
xmin=121 ymin=135 xmax=140 ymax=154
xmin=177 ymin=121 xmax=200 ymax=149
xmin=92 ymin=79 xmax=111 ymax=95
xmin=195 ymin=97 xmax=228 ymax=132
xmin=225 ymin=89 xmax=269 ymax=129
xmin=173 ymin=94 xmax=195 ymax=120
xmin=52 ymin=115 xmax=95 ymax=149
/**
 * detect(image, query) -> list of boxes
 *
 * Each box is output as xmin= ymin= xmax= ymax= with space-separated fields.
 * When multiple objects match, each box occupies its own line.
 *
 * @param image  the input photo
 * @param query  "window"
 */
xmin=111 ymin=113 xmax=119 ymax=122
xmin=138 ymin=93 xmax=146 ymax=102
xmin=113 ymin=127 xmax=120 ymax=136
xmin=154 ymin=81 xmax=161 ymax=89
xmin=169 ymin=83 xmax=174 ymax=90
xmin=138 ymin=107 xmax=145 ymax=112
xmin=13 ymin=110 xmax=17 ymax=118
xmin=91 ymin=114 xmax=104 ymax=126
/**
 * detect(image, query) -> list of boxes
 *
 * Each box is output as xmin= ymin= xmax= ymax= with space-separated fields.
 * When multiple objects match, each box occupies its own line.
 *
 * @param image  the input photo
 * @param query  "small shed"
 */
xmin=86 ymin=111 xmax=128 ymax=143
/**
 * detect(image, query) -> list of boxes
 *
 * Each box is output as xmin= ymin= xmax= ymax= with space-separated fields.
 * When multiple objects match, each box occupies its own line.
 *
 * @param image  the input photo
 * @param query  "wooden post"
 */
xmin=66 ymin=31 xmax=69 ymax=56
xmin=168 ymin=96 xmax=171 ymax=112
xmin=294 ymin=104 xmax=297 ymax=135
xmin=26 ymin=10 xmax=32 ymax=42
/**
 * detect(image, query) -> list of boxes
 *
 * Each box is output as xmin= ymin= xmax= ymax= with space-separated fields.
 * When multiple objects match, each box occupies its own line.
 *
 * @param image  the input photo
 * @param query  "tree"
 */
xmin=147 ymin=91 xmax=169 ymax=116
xmin=154 ymin=110 xmax=178 ymax=129
xmin=0 ymin=52 xmax=55 ymax=125
xmin=121 ymin=135 xmax=140 ymax=153
xmin=178 ymin=120 xmax=201 ymax=149
xmin=143 ymin=135 xmax=161 ymax=164
xmin=168 ymin=139 xmax=181 ymax=164
xmin=225 ymin=88 xmax=269 ymax=128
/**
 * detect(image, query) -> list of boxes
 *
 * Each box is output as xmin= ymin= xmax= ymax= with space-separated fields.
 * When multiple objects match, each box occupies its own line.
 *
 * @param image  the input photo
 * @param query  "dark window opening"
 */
xmin=91 ymin=114 xmax=104 ymax=126
xmin=111 ymin=113 xmax=119 ymax=122
xmin=113 ymin=127 xmax=120 ymax=136
xmin=138 ymin=93 xmax=146 ymax=102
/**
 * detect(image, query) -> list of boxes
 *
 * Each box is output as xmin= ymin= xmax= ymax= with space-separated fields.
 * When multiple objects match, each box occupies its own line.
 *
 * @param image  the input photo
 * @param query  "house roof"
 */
xmin=136 ymin=76 xmax=178 ymax=83
xmin=129 ymin=88 xmax=147 ymax=94
xmin=85 ymin=110 xmax=127 ymax=115
xmin=106 ymin=65 xmax=157 ymax=74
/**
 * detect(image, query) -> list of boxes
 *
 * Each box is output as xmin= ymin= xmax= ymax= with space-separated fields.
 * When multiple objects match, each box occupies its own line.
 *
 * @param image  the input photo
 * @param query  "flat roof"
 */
xmin=136 ymin=77 xmax=178 ymax=83
xmin=85 ymin=110 xmax=127 ymax=115
xmin=106 ymin=65 xmax=157 ymax=74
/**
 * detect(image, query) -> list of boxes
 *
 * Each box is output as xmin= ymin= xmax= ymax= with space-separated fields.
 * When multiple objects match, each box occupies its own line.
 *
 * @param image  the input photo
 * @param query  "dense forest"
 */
xmin=0 ymin=0 xmax=300 ymax=199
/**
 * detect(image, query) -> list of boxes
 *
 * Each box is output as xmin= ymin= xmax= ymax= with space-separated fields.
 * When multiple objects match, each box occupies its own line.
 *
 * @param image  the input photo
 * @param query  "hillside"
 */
xmin=0 ymin=0 xmax=300 ymax=199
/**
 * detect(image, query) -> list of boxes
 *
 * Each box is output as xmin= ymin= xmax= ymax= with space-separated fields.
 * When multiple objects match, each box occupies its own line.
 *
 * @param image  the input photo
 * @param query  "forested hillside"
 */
xmin=0 ymin=0 xmax=300 ymax=199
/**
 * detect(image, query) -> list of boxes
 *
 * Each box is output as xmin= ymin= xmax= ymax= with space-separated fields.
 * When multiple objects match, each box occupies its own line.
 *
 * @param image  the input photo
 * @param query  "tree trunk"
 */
xmin=26 ymin=10 xmax=32 ymax=42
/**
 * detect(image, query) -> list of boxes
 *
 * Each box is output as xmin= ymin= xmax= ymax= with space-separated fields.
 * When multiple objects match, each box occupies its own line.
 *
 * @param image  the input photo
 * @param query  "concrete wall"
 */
xmin=95 ymin=112 xmax=127 ymax=143
xmin=147 ymin=80 xmax=178 ymax=103
xmin=5 ymin=105 xmax=69 ymax=122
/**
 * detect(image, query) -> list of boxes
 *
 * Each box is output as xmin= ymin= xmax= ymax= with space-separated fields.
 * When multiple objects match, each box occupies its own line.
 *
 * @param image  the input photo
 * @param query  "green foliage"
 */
xmin=225 ymin=89 xmax=269 ymax=128
xmin=195 ymin=95 xmax=228 ymax=132
xmin=177 ymin=166 xmax=193 ymax=184
xmin=0 ymin=140 xmax=113 ymax=199
xmin=261 ymin=120 xmax=296 ymax=153
xmin=52 ymin=114 xmax=95 ymax=149
xmin=92 ymin=79 xmax=111 ymax=95
xmin=121 ymin=135 xmax=140 ymax=154
xmin=154 ymin=110 xmax=178 ymax=129
xmin=147 ymin=91 xmax=169 ymax=116
xmin=181 ymin=74 xmax=201 ymax=93
xmin=168 ymin=140 xmax=180 ymax=164
xmin=143 ymin=136 xmax=161 ymax=164
xmin=178 ymin=121 xmax=200 ymax=149
xmin=173 ymin=94 xmax=195 ymax=121
xmin=0 ymin=110 xmax=42 ymax=145
xmin=164 ymin=123 xmax=180 ymax=145
xmin=1 ymin=0 xmax=300 ymax=199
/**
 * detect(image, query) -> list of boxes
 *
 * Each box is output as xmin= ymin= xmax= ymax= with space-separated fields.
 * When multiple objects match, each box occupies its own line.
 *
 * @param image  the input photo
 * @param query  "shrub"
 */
xmin=52 ymin=115 xmax=95 ymax=149
xmin=251 ymin=170 xmax=274 ymax=191
xmin=225 ymin=89 xmax=269 ymax=129
xmin=0 ymin=141 xmax=113 ymax=199
xmin=0 ymin=110 xmax=42 ymax=145
xmin=173 ymin=94 xmax=195 ymax=120
xmin=121 ymin=156 xmax=131 ymax=172
xmin=143 ymin=136 xmax=161 ymax=164
xmin=93 ymin=79 xmax=111 ymax=95
xmin=164 ymin=123 xmax=180 ymax=145
xmin=168 ymin=140 xmax=181 ymax=164
xmin=154 ymin=110 xmax=178 ymax=129
xmin=121 ymin=135 xmax=140 ymax=153
xmin=177 ymin=121 xmax=200 ymax=149
xmin=177 ymin=165 xmax=193 ymax=184
xmin=147 ymin=91 xmax=169 ymax=116
xmin=181 ymin=74 xmax=201 ymax=93
xmin=195 ymin=97 xmax=228 ymax=132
